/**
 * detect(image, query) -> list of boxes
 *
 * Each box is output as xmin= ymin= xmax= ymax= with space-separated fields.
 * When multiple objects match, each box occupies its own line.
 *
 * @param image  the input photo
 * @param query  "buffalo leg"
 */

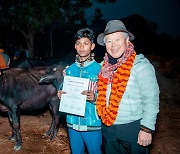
xmin=9 ymin=105 xmax=22 ymax=150
xmin=7 ymin=111 xmax=16 ymax=141
xmin=48 ymin=97 xmax=61 ymax=140
xmin=45 ymin=104 xmax=55 ymax=137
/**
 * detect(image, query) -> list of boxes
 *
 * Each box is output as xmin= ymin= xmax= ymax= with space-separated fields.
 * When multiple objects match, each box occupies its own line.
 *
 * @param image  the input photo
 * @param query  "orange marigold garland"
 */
xmin=96 ymin=52 xmax=136 ymax=126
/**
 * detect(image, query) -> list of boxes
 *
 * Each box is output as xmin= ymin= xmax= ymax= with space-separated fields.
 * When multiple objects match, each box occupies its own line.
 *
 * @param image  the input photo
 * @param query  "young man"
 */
xmin=96 ymin=20 xmax=159 ymax=154
xmin=57 ymin=28 xmax=102 ymax=154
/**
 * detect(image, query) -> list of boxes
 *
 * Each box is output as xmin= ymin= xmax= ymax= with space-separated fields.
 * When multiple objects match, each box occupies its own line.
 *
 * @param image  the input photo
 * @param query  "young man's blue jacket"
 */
xmin=64 ymin=60 xmax=101 ymax=131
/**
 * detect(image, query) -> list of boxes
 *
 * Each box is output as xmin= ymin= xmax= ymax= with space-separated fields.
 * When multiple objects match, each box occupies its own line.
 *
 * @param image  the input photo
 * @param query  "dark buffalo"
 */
xmin=0 ymin=65 xmax=65 ymax=150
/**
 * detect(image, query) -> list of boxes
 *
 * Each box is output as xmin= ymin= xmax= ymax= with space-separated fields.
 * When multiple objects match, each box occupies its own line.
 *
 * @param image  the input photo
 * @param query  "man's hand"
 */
xmin=81 ymin=90 xmax=95 ymax=102
xmin=137 ymin=130 xmax=152 ymax=147
xmin=57 ymin=90 xmax=66 ymax=100
xmin=63 ymin=65 xmax=69 ymax=76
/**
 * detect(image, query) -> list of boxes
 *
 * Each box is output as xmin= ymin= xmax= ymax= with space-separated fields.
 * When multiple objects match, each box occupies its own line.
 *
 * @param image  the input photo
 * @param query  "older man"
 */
xmin=96 ymin=20 xmax=159 ymax=154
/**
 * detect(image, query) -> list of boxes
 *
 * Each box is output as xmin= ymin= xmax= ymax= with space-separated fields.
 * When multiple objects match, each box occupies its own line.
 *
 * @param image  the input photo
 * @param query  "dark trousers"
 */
xmin=102 ymin=120 xmax=148 ymax=154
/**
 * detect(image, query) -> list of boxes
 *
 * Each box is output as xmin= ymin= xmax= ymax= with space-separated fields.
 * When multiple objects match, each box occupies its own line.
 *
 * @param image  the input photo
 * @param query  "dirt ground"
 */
xmin=0 ymin=98 xmax=179 ymax=154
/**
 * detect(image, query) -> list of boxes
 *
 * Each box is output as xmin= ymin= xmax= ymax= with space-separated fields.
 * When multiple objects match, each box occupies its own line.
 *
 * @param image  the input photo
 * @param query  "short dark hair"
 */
xmin=74 ymin=28 xmax=95 ymax=43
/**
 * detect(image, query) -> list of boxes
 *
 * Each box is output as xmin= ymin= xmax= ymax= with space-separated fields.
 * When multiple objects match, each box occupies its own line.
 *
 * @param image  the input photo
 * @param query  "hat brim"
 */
xmin=97 ymin=31 xmax=135 ymax=46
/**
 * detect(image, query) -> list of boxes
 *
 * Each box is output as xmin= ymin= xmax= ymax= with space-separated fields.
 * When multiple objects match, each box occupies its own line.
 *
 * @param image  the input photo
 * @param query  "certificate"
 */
xmin=59 ymin=76 xmax=89 ymax=116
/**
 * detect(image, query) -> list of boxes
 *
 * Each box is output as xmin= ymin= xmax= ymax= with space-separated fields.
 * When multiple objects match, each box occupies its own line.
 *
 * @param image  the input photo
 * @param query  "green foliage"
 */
xmin=0 ymin=0 xmax=63 ymax=31
xmin=121 ymin=14 xmax=158 ymax=54
xmin=93 ymin=9 xmax=103 ymax=21
xmin=0 ymin=0 xmax=116 ymax=31
xmin=0 ymin=0 xmax=117 ymax=57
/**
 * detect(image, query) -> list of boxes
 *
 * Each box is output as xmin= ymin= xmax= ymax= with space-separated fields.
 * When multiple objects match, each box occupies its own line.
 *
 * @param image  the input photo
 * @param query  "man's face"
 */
xmin=105 ymin=32 xmax=129 ymax=58
xmin=75 ymin=37 xmax=95 ymax=61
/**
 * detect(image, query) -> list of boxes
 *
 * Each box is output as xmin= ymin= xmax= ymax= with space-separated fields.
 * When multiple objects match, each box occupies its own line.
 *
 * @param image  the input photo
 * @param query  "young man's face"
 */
xmin=75 ymin=37 xmax=95 ymax=61
xmin=105 ymin=32 xmax=129 ymax=58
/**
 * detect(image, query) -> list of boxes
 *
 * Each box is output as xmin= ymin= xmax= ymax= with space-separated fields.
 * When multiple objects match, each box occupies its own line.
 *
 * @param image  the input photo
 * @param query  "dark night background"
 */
xmin=0 ymin=0 xmax=179 ymax=64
